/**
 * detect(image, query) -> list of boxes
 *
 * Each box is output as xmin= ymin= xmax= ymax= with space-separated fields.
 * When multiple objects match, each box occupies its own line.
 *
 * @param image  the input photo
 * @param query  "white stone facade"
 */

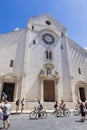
xmin=0 ymin=14 xmax=87 ymax=103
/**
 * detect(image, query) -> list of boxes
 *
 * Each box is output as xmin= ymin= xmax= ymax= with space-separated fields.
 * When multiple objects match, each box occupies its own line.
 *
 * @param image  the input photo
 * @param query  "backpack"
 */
xmin=40 ymin=104 xmax=43 ymax=109
xmin=16 ymin=100 xmax=19 ymax=106
xmin=54 ymin=104 xmax=57 ymax=108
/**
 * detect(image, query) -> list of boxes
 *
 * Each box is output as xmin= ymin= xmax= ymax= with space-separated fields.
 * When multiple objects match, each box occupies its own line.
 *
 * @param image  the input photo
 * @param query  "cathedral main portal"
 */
xmin=44 ymin=80 xmax=55 ymax=102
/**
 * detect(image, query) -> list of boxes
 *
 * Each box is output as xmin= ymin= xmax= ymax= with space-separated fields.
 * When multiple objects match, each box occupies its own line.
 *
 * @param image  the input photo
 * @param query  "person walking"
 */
xmin=80 ymin=102 xmax=86 ymax=121
xmin=3 ymin=100 xmax=11 ymax=129
xmin=16 ymin=99 xmax=20 ymax=114
xmin=1 ymin=92 xmax=7 ymax=101
xmin=0 ymin=100 xmax=4 ymax=120
xmin=21 ymin=98 xmax=25 ymax=113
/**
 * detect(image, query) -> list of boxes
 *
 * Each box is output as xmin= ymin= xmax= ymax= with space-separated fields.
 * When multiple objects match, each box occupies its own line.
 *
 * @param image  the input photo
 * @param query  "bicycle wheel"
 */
xmin=41 ymin=111 xmax=47 ymax=119
xmin=64 ymin=109 xmax=70 ymax=116
xmin=56 ymin=109 xmax=62 ymax=117
xmin=29 ymin=111 xmax=37 ymax=119
xmin=74 ymin=108 xmax=80 ymax=116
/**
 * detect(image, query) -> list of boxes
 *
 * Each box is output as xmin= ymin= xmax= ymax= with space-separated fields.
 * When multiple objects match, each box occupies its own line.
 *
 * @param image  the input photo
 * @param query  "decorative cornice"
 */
xmin=75 ymin=80 xmax=87 ymax=87
xmin=43 ymin=63 xmax=54 ymax=68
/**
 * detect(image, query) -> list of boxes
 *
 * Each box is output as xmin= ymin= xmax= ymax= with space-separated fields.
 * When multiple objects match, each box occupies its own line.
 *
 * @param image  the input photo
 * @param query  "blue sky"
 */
xmin=0 ymin=0 xmax=87 ymax=48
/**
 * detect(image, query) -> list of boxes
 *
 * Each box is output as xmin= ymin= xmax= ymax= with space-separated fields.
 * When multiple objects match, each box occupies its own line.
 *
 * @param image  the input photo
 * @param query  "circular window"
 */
xmin=42 ymin=33 xmax=55 ymax=45
xmin=45 ymin=20 xmax=51 ymax=25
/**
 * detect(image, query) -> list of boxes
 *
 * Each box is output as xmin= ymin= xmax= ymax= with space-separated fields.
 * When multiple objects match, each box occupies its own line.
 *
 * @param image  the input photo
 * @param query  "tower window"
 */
xmin=10 ymin=60 xmax=14 ymax=67
xmin=78 ymin=68 xmax=81 ymax=74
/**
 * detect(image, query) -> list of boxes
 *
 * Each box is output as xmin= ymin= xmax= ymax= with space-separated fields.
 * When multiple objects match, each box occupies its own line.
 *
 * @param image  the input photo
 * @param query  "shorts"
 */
xmin=3 ymin=115 xmax=9 ymax=121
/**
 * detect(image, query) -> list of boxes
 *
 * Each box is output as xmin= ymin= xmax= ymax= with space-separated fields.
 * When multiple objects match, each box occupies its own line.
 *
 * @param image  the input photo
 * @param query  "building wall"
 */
xmin=0 ymin=30 xmax=26 ymax=76
xmin=67 ymin=39 xmax=87 ymax=101
xmin=0 ymin=14 xmax=87 ymax=103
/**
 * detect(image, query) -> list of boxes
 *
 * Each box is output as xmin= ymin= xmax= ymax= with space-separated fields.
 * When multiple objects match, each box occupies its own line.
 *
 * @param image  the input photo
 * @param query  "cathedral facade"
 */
xmin=0 ymin=14 xmax=87 ymax=103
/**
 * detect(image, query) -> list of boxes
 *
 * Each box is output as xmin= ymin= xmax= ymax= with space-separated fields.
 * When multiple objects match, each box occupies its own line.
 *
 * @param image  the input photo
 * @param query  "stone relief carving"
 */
xmin=39 ymin=69 xmax=45 ymax=75
xmin=55 ymin=71 xmax=58 ymax=76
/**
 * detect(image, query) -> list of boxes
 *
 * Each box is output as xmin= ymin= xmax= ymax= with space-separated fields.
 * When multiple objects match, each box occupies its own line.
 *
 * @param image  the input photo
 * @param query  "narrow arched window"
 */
xmin=46 ymin=51 xmax=49 ymax=59
xmin=46 ymin=50 xmax=53 ymax=60
xmin=78 ymin=68 xmax=81 ymax=74
xmin=61 ymin=45 xmax=63 ymax=49
xmin=49 ymin=51 xmax=52 ymax=59
xmin=10 ymin=60 xmax=14 ymax=67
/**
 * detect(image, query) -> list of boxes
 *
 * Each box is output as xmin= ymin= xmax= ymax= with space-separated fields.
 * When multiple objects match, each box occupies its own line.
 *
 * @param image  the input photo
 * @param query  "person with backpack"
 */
xmin=15 ymin=99 xmax=20 ymax=114
xmin=54 ymin=101 xmax=58 ymax=111
xmin=37 ymin=100 xmax=43 ymax=111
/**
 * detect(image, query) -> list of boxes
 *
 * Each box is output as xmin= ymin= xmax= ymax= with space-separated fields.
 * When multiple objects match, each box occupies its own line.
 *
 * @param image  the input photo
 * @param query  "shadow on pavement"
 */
xmin=75 ymin=119 xmax=85 ymax=123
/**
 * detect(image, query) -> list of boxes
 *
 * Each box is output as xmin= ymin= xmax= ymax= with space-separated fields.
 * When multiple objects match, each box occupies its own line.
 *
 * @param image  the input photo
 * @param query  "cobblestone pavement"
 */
xmin=0 ymin=113 xmax=87 ymax=130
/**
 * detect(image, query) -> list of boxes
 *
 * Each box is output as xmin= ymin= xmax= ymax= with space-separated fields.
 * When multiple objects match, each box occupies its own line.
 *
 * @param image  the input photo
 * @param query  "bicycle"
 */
xmin=29 ymin=107 xmax=47 ymax=119
xmin=52 ymin=106 xmax=61 ymax=116
xmin=74 ymin=107 xmax=80 ymax=116
xmin=56 ymin=107 xmax=70 ymax=117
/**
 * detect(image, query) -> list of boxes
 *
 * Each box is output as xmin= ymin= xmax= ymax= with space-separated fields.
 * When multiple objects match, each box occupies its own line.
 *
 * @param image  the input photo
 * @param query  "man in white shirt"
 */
xmin=3 ymin=100 xmax=11 ymax=129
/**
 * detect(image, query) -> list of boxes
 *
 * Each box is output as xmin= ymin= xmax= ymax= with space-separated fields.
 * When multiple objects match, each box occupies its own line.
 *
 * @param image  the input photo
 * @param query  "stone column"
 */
xmin=40 ymin=79 xmax=44 ymax=102
xmin=14 ymin=82 xmax=19 ymax=101
xmin=55 ymin=80 xmax=58 ymax=101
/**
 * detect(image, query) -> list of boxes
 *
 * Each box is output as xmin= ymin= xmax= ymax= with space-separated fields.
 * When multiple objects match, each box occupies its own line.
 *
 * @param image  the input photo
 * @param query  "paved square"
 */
xmin=0 ymin=113 xmax=87 ymax=130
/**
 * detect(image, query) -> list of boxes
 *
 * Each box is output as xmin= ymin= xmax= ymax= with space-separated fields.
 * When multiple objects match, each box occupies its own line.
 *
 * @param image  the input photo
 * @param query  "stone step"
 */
xmin=9 ymin=101 xmax=76 ymax=111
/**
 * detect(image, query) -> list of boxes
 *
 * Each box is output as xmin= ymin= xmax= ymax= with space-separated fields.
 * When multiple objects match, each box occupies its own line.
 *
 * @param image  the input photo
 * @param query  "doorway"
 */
xmin=79 ymin=87 xmax=86 ymax=102
xmin=2 ymin=82 xmax=15 ymax=102
xmin=44 ymin=80 xmax=55 ymax=102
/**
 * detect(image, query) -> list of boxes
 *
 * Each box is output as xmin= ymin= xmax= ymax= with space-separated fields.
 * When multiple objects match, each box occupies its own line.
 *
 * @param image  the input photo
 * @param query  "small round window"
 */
xmin=45 ymin=20 xmax=51 ymax=25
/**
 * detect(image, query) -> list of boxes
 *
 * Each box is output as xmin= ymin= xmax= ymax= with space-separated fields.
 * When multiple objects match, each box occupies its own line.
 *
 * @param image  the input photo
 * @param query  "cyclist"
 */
xmin=59 ymin=100 xmax=66 ymax=110
xmin=37 ymin=100 xmax=43 ymax=117
xmin=75 ymin=100 xmax=81 ymax=108
xmin=37 ymin=100 xmax=43 ymax=111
